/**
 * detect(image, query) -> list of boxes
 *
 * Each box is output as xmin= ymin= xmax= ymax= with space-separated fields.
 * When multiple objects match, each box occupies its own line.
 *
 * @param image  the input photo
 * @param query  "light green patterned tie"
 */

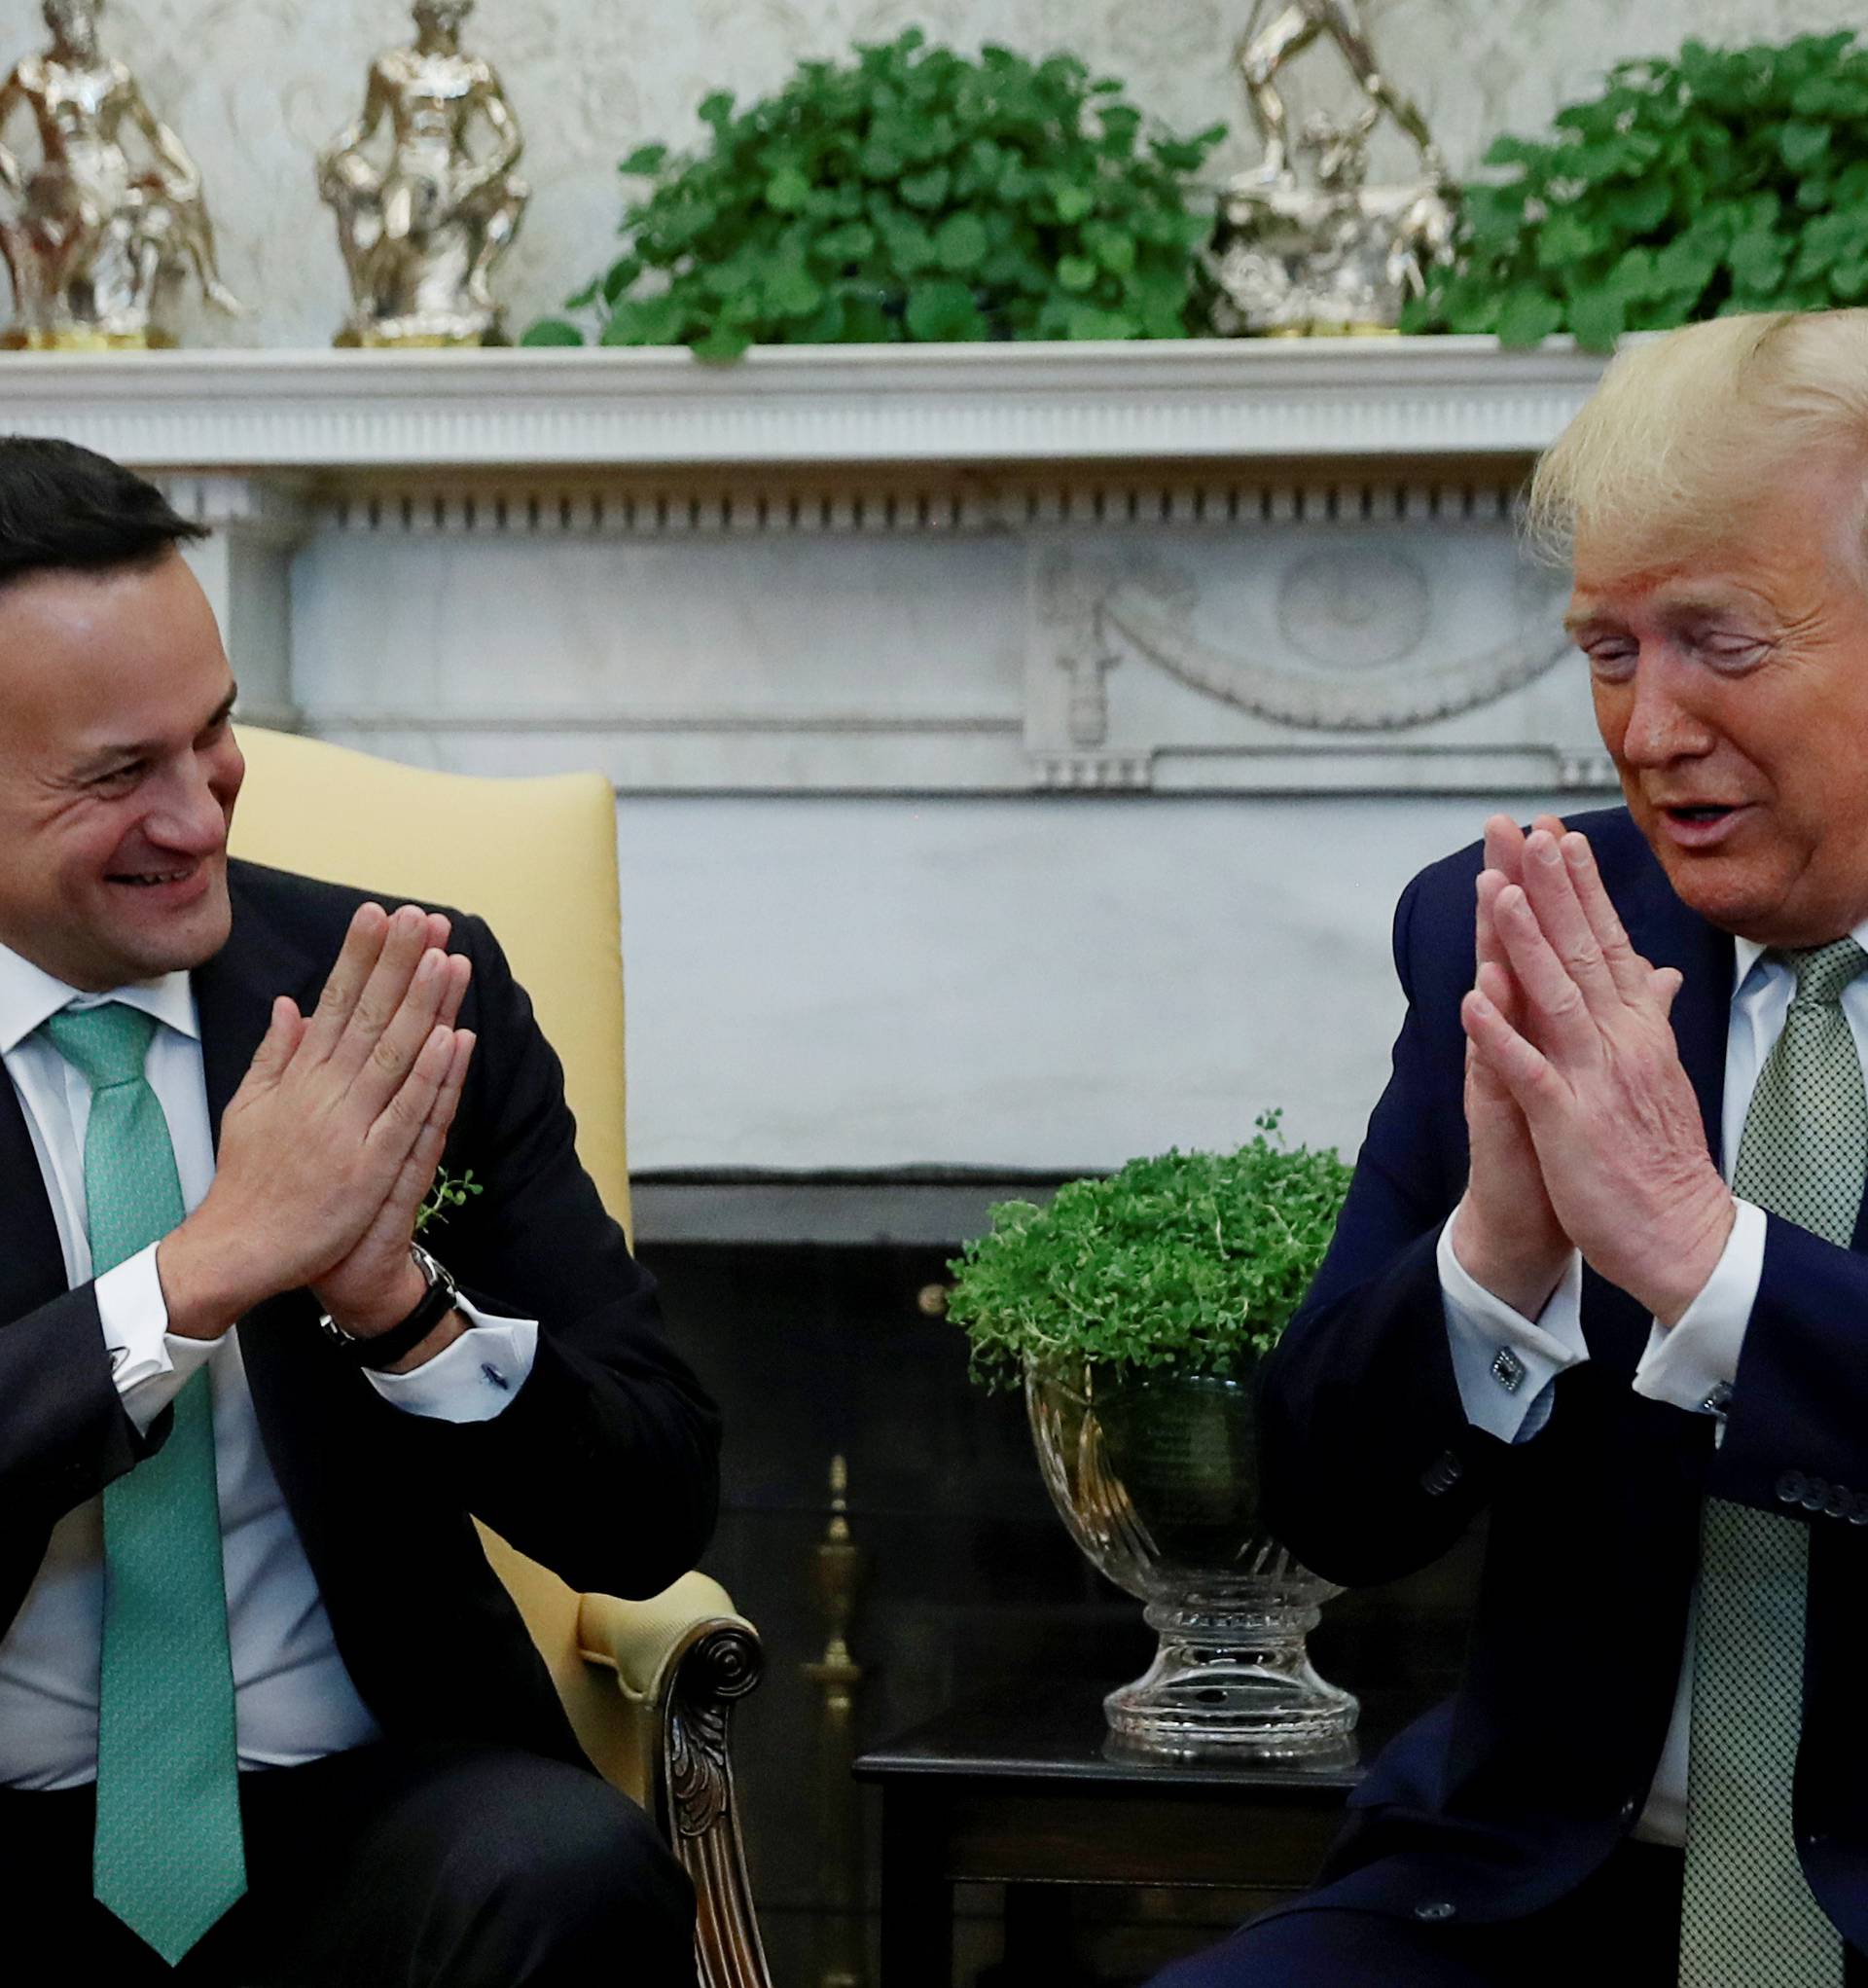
xmin=40 ymin=1002 xmax=246 ymax=1966
xmin=1679 ymin=938 xmax=1865 ymax=1987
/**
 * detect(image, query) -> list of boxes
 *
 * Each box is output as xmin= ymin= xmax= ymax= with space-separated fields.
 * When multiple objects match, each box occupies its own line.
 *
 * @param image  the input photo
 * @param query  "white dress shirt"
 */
xmin=1441 ymin=916 xmax=1868 ymax=1847
xmin=0 ymin=940 xmax=541 ymax=1789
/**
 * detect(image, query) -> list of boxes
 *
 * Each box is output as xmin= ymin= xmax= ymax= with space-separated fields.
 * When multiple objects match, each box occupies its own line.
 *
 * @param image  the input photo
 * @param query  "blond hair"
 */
xmin=1527 ymin=309 xmax=1868 ymax=577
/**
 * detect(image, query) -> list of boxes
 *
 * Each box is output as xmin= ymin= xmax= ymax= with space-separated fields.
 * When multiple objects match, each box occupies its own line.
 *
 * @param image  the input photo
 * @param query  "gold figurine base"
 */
xmin=2 ymin=327 xmax=177 ymax=351
xmin=334 ymin=327 xmax=503 ymax=349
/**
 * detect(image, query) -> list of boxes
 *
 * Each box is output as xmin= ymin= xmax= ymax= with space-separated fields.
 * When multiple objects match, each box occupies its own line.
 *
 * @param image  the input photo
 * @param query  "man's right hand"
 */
xmin=1449 ymin=813 xmax=1572 ymax=1319
xmin=156 ymin=902 xmax=472 ymax=1340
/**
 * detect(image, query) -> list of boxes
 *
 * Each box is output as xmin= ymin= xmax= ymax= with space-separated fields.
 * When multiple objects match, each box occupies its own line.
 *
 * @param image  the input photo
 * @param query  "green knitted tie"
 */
xmin=40 ymin=1002 xmax=246 ymax=1966
xmin=1679 ymin=939 xmax=1864 ymax=1988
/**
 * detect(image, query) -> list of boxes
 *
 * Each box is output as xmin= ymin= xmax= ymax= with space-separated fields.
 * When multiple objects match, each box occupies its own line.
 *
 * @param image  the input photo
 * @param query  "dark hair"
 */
xmin=0 ymin=436 xmax=208 ymax=588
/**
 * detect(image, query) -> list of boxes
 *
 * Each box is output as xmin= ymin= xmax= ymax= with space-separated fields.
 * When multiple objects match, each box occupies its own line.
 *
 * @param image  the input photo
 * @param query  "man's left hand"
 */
xmin=1460 ymin=826 xmax=1734 ymax=1325
xmin=311 ymin=919 xmax=478 ymax=1370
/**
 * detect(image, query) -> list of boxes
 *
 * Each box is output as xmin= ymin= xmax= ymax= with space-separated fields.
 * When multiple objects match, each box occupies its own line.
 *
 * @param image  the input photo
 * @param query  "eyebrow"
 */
xmin=73 ymin=684 xmax=239 ymax=775
xmin=1563 ymin=595 xmax=1744 ymax=635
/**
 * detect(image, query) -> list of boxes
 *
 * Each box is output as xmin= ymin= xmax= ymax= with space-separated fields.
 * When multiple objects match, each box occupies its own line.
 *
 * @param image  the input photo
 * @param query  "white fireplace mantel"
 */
xmin=0 ymin=341 xmax=1616 ymax=1173
xmin=0 ymin=339 xmax=1616 ymax=801
xmin=0 ymin=337 xmax=1606 ymax=469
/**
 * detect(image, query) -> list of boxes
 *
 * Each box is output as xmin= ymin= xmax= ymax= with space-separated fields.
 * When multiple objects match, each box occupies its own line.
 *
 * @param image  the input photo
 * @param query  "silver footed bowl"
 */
xmin=1024 ymin=1359 xmax=1358 ymax=1760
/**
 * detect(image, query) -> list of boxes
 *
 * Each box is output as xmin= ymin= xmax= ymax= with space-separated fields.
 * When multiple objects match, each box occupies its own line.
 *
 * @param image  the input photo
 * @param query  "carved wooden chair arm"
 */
xmin=577 ymin=1576 xmax=772 ymax=1988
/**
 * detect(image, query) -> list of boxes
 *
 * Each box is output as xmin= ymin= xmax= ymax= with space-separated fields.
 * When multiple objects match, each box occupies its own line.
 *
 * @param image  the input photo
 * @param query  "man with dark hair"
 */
xmin=0 ymin=436 xmax=719 ymax=1983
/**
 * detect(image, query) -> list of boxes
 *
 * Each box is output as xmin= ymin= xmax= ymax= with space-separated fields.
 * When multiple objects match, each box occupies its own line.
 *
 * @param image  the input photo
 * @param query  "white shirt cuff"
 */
xmin=364 ymin=1294 xmax=538 ymax=1423
xmin=1632 ymin=1197 xmax=1764 ymax=1420
xmin=97 ymin=1244 xmax=218 ymax=1435
xmin=1439 ymin=1211 xmax=1588 ymax=1443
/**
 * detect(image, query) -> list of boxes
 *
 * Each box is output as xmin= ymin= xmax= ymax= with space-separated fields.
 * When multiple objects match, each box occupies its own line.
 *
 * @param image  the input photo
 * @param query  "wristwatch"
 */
xmin=317 ymin=1244 xmax=460 ymax=1371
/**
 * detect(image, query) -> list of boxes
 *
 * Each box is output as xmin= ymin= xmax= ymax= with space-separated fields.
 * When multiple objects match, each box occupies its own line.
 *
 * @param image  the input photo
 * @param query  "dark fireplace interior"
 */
xmin=636 ymin=1180 xmax=1482 ymax=1988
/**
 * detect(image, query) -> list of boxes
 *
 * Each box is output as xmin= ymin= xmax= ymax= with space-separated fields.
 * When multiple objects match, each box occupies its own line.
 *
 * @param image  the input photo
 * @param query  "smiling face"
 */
xmin=0 ymin=553 xmax=243 ymax=992
xmin=1569 ymin=452 xmax=1868 ymax=947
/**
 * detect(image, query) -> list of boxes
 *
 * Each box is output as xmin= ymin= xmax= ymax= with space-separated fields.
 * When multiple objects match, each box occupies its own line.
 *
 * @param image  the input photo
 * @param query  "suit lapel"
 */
xmin=0 ymin=1064 xmax=69 ymax=1325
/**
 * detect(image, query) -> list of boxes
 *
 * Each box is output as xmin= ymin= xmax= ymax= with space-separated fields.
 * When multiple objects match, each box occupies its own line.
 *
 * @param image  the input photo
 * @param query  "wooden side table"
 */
xmin=855 ymin=1681 xmax=1421 ymax=1987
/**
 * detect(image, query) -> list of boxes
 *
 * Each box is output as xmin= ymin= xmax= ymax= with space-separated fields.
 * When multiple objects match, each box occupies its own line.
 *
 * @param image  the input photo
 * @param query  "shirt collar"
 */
xmin=0 ymin=939 xmax=199 ymax=1057
xmin=1733 ymin=914 xmax=1868 ymax=996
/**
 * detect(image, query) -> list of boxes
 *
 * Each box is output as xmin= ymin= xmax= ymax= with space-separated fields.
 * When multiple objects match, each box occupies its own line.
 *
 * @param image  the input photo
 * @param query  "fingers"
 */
xmin=1482 ymin=813 xmax=1527 ymax=887
xmin=1517 ymin=829 xmax=1624 ymax=1021
xmin=234 ymin=996 xmax=305 ymax=1097
xmin=433 ymin=952 xmax=471 ymax=1033
xmin=1461 ymin=983 xmax=1562 ymax=1112
xmin=1490 ymin=881 xmax=1601 ymax=1065
xmin=375 ymin=1030 xmax=477 ymax=1231
xmin=363 ymin=1018 xmax=457 ymax=1167
xmin=1557 ymin=830 xmax=1659 ymax=1004
xmin=1475 ymin=871 xmax=1523 ymax=1017
xmin=326 ymin=906 xmax=437 ymax=1081
xmin=301 ymin=902 xmax=391 ymax=1060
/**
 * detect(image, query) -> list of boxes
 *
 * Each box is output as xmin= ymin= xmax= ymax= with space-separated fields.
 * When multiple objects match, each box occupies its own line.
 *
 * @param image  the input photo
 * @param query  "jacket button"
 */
xmin=1620 ymin=1798 xmax=1639 ymax=1822
xmin=1825 ymin=1485 xmax=1850 ymax=1519
xmin=1778 ymin=1470 xmax=1808 ymax=1504
xmin=1802 ymin=1477 xmax=1829 ymax=1511
xmin=1414 ymin=1901 xmax=1457 ymax=1923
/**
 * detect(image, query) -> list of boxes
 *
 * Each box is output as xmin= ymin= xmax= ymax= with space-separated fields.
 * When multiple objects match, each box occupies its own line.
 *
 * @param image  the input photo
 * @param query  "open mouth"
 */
xmin=109 ymin=869 xmax=195 ymax=887
xmin=1654 ymin=802 xmax=1751 ymax=847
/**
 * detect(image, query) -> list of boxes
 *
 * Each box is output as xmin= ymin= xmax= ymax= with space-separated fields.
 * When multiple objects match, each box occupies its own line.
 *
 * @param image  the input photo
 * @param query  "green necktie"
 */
xmin=40 ymin=1002 xmax=246 ymax=1966
xmin=1679 ymin=938 xmax=1865 ymax=1988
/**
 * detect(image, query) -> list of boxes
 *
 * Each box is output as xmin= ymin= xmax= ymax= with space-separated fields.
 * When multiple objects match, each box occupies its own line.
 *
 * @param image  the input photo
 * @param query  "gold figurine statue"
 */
xmin=317 ymin=0 xmax=528 ymax=347
xmin=1210 ymin=0 xmax=1454 ymax=336
xmin=1235 ymin=0 xmax=1441 ymax=185
xmin=0 ymin=0 xmax=242 ymax=349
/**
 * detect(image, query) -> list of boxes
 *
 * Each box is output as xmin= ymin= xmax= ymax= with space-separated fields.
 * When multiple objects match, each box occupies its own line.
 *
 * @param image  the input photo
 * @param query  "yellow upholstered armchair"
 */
xmin=228 ymin=726 xmax=771 ymax=1988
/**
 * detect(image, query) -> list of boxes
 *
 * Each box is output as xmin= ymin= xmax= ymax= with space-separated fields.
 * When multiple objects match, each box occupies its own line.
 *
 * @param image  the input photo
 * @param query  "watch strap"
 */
xmin=318 ymin=1246 xmax=458 ymax=1371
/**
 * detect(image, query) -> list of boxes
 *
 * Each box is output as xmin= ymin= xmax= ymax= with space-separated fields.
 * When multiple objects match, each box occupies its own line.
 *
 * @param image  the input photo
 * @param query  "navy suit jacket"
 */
xmin=0 ymin=858 xmax=721 ymax=1771
xmin=1259 ymin=806 xmax=1868 ymax=1939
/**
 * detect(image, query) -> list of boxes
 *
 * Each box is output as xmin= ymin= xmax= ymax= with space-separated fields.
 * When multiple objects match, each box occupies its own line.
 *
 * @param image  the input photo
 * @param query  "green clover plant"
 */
xmin=415 ymin=1165 xmax=483 ymax=1237
xmin=524 ymin=28 xmax=1224 ymax=358
xmin=1408 ymin=31 xmax=1868 ymax=349
xmin=946 ymin=1112 xmax=1352 ymax=1392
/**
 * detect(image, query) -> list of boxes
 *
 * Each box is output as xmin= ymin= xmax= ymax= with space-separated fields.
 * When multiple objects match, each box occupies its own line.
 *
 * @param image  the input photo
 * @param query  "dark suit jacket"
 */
xmin=1259 ymin=806 xmax=1868 ymax=1942
xmin=0 ymin=858 xmax=721 ymax=1771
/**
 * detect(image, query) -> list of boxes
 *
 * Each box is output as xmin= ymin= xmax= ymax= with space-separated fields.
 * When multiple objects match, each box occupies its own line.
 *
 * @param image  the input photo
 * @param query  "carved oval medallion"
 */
xmin=1276 ymin=548 xmax=1431 ymax=670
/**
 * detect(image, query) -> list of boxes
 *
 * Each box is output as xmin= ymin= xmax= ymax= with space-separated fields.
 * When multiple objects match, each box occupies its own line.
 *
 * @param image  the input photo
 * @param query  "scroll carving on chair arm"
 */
xmin=577 ymin=1585 xmax=772 ymax=1988
xmin=663 ymin=1621 xmax=771 ymax=1988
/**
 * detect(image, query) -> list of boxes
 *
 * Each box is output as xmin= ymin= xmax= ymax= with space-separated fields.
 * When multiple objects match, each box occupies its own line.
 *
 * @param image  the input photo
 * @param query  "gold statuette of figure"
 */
xmin=0 ymin=0 xmax=243 ymax=349
xmin=317 ymin=0 xmax=528 ymax=347
xmin=1210 ymin=0 xmax=1455 ymax=336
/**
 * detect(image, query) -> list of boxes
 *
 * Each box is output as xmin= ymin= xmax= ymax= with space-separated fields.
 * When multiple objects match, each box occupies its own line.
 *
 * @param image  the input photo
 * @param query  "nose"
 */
xmin=1607 ymin=656 xmax=1716 ymax=770
xmin=146 ymin=749 xmax=233 ymax=856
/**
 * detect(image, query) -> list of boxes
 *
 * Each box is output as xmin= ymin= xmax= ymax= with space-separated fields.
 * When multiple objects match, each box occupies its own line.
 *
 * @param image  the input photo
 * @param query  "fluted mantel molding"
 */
xmin=0 ymin=338 xmax=1607 ymax=471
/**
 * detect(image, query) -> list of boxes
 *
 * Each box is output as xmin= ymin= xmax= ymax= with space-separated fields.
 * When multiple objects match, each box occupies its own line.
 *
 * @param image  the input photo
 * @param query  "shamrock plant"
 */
xmin=1409 ymin=31 xmax=1868 ymax=349
xmin=525 ymin=28 xmax=1225 ymax=357
xmin=946 ymin=1113 xmax=1352 ymax=1392
xmin=415 ymin=1165 xmax=482 ymax=1237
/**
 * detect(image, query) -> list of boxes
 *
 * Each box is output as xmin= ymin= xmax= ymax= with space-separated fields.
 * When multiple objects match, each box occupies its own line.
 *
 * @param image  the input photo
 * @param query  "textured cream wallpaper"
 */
xmin=23 ymin=0 xmax=1866 ymax=346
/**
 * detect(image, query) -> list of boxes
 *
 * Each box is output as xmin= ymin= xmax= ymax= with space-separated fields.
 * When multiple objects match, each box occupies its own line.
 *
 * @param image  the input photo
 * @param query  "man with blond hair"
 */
xmin=1156 ymin=308 xmax=1868 ymax=1985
